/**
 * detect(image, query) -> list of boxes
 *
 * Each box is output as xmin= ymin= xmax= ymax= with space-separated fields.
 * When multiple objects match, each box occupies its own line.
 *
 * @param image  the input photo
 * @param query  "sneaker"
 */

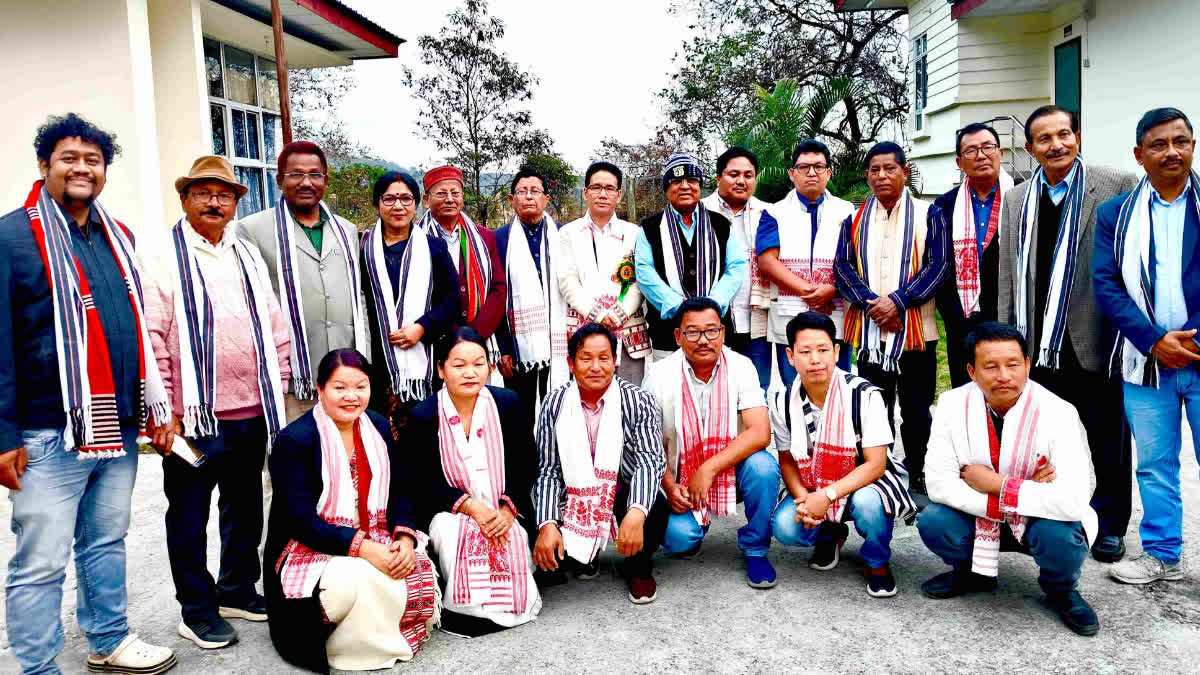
xmin=1110 ymin=553 xmax=1184 ymax=585
xmin=864 ymin=564 xmax=898 ymax=598
xmin=909 ymin=475 xmax=928 ymax=495
xmin=218 ymin=594 xmax=267 ymax=622
xmin=87 ymin=634 xmax=177 ymax=674
xmin=627 ymin=575 xmax=658 ymax=604
xmin=177 ymin=617 xmax=238 ymax=650
xmin=920 ymin=569 xmax=998 ymax=599
xmin=810 ymin=522 xmax=849 ymax=571
xmin=1091 ymin=535 xmax=1126 ymax=563
xmin=1045 ymin=590 xmax=1100 ymax=636
xmin=576 ymin=559 xmax=601 ymax=581
xmin=745 ymin=556 xmax=778 ymax=589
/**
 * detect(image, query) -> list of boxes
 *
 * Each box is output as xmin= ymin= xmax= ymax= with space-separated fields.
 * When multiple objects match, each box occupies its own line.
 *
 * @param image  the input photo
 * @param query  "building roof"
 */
xmin=209 ymin=0 xmax=402 ymax=60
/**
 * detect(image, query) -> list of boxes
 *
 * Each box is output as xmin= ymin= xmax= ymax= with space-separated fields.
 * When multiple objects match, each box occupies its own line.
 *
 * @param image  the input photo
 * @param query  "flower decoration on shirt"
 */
xmin=613 ymin=255 xmax=636 ymax=301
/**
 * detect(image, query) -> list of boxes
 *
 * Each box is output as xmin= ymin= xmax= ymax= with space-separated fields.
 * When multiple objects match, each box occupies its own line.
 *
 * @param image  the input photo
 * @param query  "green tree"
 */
xmin=325 ymin=163 xmax=386 ymax=228
xmin=519 ymin=153 xmax=579 ymax=220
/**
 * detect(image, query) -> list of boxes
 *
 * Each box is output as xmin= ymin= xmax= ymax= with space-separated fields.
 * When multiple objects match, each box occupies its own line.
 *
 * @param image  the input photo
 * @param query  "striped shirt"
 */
xmin=534 ymin=377 xmax=665 ymax=528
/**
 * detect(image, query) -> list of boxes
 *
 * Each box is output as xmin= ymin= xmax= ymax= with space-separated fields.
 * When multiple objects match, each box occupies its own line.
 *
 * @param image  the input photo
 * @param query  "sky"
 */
xmin=337 ymin=0 xmax=695 ymax=171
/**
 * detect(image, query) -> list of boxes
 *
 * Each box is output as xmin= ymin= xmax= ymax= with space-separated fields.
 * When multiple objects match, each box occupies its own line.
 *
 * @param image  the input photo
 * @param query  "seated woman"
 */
xmin=263 ymin=349 xmax=440 ymax=673
xmin=408 ymin=327 xmax=541 ymax=636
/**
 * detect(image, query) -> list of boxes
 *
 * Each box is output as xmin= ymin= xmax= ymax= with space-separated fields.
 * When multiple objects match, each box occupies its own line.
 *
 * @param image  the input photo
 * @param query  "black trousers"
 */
xmin=504 ymin=364 xmax=551 ymax=422
xmin=857 ymin=341 xmax=938 ymax=482
xmin=943 ymin=315 xmax=988 ymax=389
xmin=164 ymin=416 xmax=267 ymax=623
xmin=1031 ymin=364 xmax=1132 ymax=538
xmin=612 ymin=480 xmax=670 ymax=578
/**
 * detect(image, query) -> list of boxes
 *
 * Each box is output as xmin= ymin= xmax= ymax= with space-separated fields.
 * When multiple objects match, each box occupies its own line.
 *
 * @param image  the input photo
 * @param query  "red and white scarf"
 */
xmin=555 ymin=381 xmax=622 ymax=564
xmin=950 ymin=170 xmax=1013 ymax=317
xmin=24 ymin=181 xmax=169 ymax=457
xmin=436 ymin=388 xmax=530 ymax=615
xmin=503 ymin=215 xmax=568 ymax=391
xmin=789 ymin=370 xmax=858 ymax=522
xmin=771 ymin=190 xmax=854 ymax=333
xmin=677 ymin=351 xmax=738 ymax=525
xmin=416 ymin=210 xmax=501 ymax=363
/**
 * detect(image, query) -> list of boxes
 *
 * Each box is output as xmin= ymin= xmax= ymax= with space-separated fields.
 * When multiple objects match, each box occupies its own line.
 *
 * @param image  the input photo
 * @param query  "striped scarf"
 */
xmin=1109 ymin=171 xmax=1200 ymax=387
xmin=660 ymin=204 xmax=720 ymax=298
xmin=843 ymin=190 xmax=926 ymax=372
xmin=1014 ymin=161 xmax=1087 ymax=369
xmin=361 ymin=222 xmax=434 ymax=403
xmin=677 ymin=351 xmax=738 ymax=526
xmin=417 ymin=210 xmax=501 ymax=363
xmin=168 ymin=220 xmax=286 ymax=444
xmin=951 ymin=170 xmax=1014 ymax=317
xmin=23 ymin=181 xmax=169 ymax=457
xmin=503 ymin=216 xmax=568 ymax=391
xmin=271 ymin=198 xmax=365 ymax=400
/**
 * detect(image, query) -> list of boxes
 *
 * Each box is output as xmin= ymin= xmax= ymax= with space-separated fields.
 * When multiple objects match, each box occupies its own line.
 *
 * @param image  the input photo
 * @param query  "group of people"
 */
xmin=2 ymin=102 xmax=1197 ymax=674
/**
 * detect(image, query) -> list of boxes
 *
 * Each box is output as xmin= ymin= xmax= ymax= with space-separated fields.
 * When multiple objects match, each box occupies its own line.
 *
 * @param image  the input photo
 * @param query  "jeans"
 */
xmin=1123 ymin=366 xmax=1200 ymax=564
xmin=857 ymin=341 xmax=938 ymax=482
xmin=772 ymin=488 xmax=895 ymax=568
xmin=775 ymin=341 xmax=852 ymax=391
xmin=727 ymin=333 xmax=772 ymax=393
xmin=164 ymin=416 xmax=267 ymax=623
xmin=661 ymin=450 xmax=780 ymax=557
xmin=917 ymin=502 xmax=1088 ymax=594
xmin=6 ymin=425 xmax=139 ymax=675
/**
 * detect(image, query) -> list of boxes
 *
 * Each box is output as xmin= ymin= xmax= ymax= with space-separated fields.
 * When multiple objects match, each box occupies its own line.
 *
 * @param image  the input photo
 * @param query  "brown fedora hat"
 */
xmin=175 ymin=155 xmax=248 ymax=198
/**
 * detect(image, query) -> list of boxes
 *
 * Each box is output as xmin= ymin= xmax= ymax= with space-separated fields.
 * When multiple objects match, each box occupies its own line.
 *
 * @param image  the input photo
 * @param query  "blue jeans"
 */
xmin=917 ymin=502 xmax=1088 ymax=594
xmin=6 ymin=426 xmax=139 ymax=674
xmin=772 ymin=488 xmax=895 ymax=568
xmin=661 ymin=450 xmax=780 ymax=557
xmin=775 ymin=341 xmax=852 ymax=390
xmin=1123 ymin=367 xmax=1200 ymax=564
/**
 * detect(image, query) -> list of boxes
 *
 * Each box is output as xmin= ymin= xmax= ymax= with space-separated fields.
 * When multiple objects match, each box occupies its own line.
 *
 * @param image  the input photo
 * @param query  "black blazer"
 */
xmin=933 ymin=185 xmax=1000 ymax=326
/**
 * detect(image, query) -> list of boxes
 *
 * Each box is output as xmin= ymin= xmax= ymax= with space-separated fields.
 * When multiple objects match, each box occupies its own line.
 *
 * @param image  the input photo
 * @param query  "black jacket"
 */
xmin=933 ymin=185 xmax=1000 ymax=326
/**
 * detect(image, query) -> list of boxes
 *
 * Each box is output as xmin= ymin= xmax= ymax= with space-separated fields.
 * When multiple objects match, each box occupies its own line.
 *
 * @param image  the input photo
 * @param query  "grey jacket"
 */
xmin=997 ymin=163 xmax=1138 ymax=373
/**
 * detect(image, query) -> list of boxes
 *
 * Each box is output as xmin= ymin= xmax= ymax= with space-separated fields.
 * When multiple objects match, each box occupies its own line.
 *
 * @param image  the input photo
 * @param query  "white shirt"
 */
xmin=768 ymin=382 xmax=892 ymax=454
xmin=436 ymin=222 xmax=462 ymax=273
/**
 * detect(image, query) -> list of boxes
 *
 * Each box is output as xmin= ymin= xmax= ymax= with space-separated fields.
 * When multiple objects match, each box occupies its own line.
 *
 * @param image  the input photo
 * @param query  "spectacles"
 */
xmin=282 ymin=171 xmax=327 ymax=183
xmin=586 ymin=185 xmax=620 ymax=195
xmin=190 ymin=190 xmax=236 ymax=206
xmin=680 ymin=326 xmax=723 ymax=342
xmin=668 ymin=177 xmax=701 ymax=186
xmin=960 ymin=143 xmax=1000 ymax=159
xmin=867 ymin=165 xmax=904 ymax=176
xmin=380 ymin=194 xmax=415 ymax=207
xmin=792 ymin=163 xmax=829 ymax=174
xmin=514 ymin=188 xmax=545 ymax=197
xmin=431 ymin=190 xmax=463 ymax=201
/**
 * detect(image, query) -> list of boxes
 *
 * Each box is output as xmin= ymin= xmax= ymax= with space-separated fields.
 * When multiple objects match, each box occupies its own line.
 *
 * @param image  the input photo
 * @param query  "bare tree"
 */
xmin=288 ymin=66 xmax=374 ymax=165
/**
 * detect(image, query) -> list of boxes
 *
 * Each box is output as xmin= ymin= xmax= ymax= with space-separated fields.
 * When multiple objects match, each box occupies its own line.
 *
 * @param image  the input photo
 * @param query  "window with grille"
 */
xmin=914 ymin=33 xmax=928 ymax=131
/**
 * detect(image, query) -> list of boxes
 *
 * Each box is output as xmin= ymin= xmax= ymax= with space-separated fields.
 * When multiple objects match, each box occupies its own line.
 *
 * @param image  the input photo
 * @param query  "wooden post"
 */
xmin=271 ymin=0 xmax=293 ymax=144
xmin=626 ymin=176 xmax=637 ymax=221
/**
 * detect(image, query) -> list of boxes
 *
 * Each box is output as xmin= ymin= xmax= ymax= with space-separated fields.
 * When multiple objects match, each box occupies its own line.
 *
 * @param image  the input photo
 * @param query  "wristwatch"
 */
xmin=824 ymin=486 xmax=838 ymax=502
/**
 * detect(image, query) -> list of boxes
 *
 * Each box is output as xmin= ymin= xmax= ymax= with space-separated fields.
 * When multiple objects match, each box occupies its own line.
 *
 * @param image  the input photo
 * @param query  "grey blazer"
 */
xmin=997 ymin=164 xmax=1138 ymax=373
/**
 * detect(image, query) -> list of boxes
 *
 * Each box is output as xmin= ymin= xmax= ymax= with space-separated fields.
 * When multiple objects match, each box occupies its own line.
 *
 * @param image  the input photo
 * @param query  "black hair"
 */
xmin=34 ymin=112 xmax=121 ymax=167
xmin=371 ymin=170 xmax=421 ymax=207
xmin=434 ymin=326 xmax=489 ymax=367
xmin=791 ymin=140 xmax=831 ymax=166
xmin=316 ymin=348 xmax=372 ymax=388
xmin=1023 ymin=105 xmax=1080 ymax=144
xmin=864 ymin=141 xmax=906 ymax=168
xmin=568 ymin=323 xmax=617 ymax=359
xmin=510 ymin=165 xmax=549 ymax=194
xmin=585 ymin=161 xmax=623 ymax=189
xmin=1136 ymin=107 xmax=1194 ymax=146
xmin=716 ymin=146 xmax=759 ymax=175
xmin=964 ymin=322 xmax=1029 ymax=365
xmin=785 ymin=311 xmax=836 ymax=348
xmin=675 ymin=296 xmax=723 ymax=328
xmin=955 ymin=123 xmax=1002 ymax=155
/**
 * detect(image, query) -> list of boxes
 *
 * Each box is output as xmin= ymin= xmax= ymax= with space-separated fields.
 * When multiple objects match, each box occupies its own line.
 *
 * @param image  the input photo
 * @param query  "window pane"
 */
xmin=232 ymin=109 xmax=248 ymax=158
xmin=266 ymin=170 xmax=279 ymax=205
xmin=204 ymin=38 xmax=223 ymax=98
xmin=262 ymin=113 xmax=278 ymax=161
xmin=210 ymin=104 xmax=226 ymax=156
xmin=257 ymin=57 xmax=280 ymax=111
xmin=236 ymin=167 xmax=265 ymax=218
xmin=246 ymin=111 xmax=261 ymax=160
xmin=223 ymin=46 xmax=257 ymax=106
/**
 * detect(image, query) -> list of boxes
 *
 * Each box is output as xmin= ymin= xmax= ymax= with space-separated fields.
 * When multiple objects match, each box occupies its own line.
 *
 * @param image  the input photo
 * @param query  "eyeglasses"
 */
xmin=667 ymin=177 xmax=701 ymax=186
xmin=514 ymin=188 xmax=545 ymax=197
xmin=431 ymin=190 xmax=463 ymax=201
xmin=282 ymin=171 xmax=327 ymax=183
xmin=190 ymin=190 xmax=236 ymax=206
xmin=380 ymin=194 xmax=415 ymax=207
xmin=586 ymin=185 xmax=620 ymax=195
xmin=680 ymin=326 xmax=723 ymax=342
xmin=867 ymin=165 xmax=904 ymax=177
xmin=960 ymin=143 xmax=1000 ymax=159
xmin=792 ymin=163 xmax=829 ymax=174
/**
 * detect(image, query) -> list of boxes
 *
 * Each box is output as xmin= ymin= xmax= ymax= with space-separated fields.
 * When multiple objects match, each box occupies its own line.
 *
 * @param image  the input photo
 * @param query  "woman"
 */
xmin=264 ymin=349 xmax=440 ymax=673
xmin=361 ymin=170 xmax=461 ymax=433
xmin=409 ymin=328 xmax=541 ymax=636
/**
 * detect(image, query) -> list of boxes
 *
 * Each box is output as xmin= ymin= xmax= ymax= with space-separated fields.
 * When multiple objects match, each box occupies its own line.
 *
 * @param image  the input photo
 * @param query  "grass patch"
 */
xmin=935 ymin=314 xmax=952 ymax=398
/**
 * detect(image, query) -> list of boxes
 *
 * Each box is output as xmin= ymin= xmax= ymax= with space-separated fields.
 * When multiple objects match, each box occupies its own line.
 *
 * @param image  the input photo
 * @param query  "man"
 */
xmin=756 ymin=140 xmax=856 ymax=388
xmin=416 ymin=165 xmax=507 ymax=371
xmin=238 ymin=141 xmax=366 ymax=422
xmin=934 ymin=123 xmax=1015 ymax=387
xmin=532 ymin=323 xmax=668 ymax=603
xmin=769 ymin=312 xmax=916 ymax=597
xmin=918 ymin=322 xmax=1100 ymax=636
xmin=834 ymin=141 xmax=948 ymax=493
xmin=997 ymin=104 xmax=1138 ymax=562
xmin=634 ymin=153 xmax=748 ymax=359
xmin=701 ymin=147 xmax=771 ymax=388
xmin=559 ymin=161 xmax=651 ymax=384
xmin=496 ymin=166 xmax=568 ymax=420
xmin=0 ymin=113 xmax=176 ymax=674
xmin=642 ymin=297 xmax=779 ymax=588
xmin=1094 ymin=108 xmax=1200 ymax=584
xmin=145 ymin=156 xmax=291 ymax=649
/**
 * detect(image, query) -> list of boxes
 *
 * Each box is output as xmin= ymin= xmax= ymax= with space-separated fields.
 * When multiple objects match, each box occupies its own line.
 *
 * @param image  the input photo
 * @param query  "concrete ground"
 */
xmin=2 ymin=447 xmax=1199 ymax=674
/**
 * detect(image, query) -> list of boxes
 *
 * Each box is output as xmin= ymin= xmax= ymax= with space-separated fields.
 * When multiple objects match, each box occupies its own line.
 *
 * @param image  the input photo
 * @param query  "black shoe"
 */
xmin=218 ymin=593 xmax=267 ymax=622
xmin=576 ymin=559 xmax=601 ymax=580
xmin=534 ymin=568 xmax=568 ymax=589
xmin=1091 ymin=535 xmax=1126 ymax=563
xmin=1045 ymin=590 xmax=1100 ymax=636
xmin=864 ymin=564 xmax=898 ymax=598
xmin=920 ymin=569 xmax=999 ymax=599
xmin=909 ymin=475 xmax=928 ymax=495
xmin=177 ymin=616 xmax=237 ymax=649
xmin=809 ymin=522 xmax=849 ymax=571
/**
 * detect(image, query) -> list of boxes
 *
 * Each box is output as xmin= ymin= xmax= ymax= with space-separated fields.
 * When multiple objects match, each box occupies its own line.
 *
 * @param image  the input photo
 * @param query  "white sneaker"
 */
xmin=1110 ymin=553 xmax=1184 ymax=585
xmin=86 ymin=634 xmax=177 ymax=674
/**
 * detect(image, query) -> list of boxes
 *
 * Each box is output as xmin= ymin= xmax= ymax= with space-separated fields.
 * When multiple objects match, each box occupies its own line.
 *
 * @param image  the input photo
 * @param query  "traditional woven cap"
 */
xmin=662 ymin=153 xmax=703 ymax=191
xmin=174 ymin=155 xmax=247 ymax=197
xmin=423 ymin=165 xmax=464 ymax=192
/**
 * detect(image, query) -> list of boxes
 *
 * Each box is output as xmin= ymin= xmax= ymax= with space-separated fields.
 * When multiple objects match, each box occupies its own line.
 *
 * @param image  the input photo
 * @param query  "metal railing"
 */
xmin=980 ymin=115 xmax=1037 ymax=182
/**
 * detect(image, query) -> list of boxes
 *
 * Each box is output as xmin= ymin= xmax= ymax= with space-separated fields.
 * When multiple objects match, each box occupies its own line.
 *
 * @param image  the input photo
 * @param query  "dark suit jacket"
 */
xmin=933 ymin=185 xmax=1001 ymax=325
